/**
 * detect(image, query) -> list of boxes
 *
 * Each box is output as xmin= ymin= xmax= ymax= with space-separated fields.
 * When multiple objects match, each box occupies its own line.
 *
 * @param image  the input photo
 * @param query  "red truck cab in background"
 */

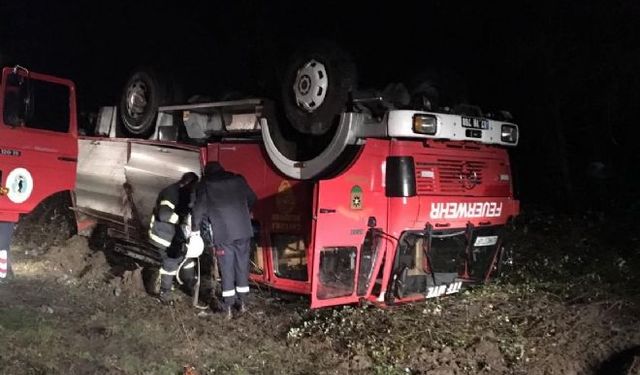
xmin=0 ymin=67 xmax=77 ymax=223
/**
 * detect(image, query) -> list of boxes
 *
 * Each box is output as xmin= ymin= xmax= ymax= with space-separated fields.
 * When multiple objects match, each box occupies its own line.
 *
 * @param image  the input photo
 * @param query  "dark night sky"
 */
xmin=1 ymin=0 xmax=639 ymax=210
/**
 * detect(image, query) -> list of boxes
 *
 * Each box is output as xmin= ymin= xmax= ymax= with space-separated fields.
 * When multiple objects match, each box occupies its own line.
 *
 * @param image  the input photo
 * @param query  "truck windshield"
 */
xmin=3 ymin=74 xmax=70 ymax=133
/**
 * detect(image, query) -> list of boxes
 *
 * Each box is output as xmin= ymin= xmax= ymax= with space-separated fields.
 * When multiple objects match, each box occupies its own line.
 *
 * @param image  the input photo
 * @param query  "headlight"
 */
xmin=413 ymin=114 xmax=437 ymax=135
xmin=501 ymin=124 xmax=518 ymax=144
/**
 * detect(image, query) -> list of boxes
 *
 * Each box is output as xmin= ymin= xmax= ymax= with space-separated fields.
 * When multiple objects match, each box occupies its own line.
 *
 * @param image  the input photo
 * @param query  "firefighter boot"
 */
xmin=238 ymin=302 xmax=248 ymax=315
xmin=180 ymin=262 xmax=197 ymax=296
xmin=158 ymin=273 xmax=176 ymax=305
xmin=221 ymin=297 xmax=235 ymax=320
xmin=224 ymin=305 xmax=233 ymax=320
xmin=237 ymin=292 xmax=248 ymax=315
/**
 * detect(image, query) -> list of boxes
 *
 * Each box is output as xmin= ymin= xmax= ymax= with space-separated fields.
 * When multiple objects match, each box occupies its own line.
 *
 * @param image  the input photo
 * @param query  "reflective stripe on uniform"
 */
xmin=222 ymin=289 xmax=236 ymax=297
xmin=0 ymin=250 xmax=6 ymax=278
xmin=236 ymin=286 xmax=250 ymax=293
xmin=149 ymin=229 xmax=171 ymax=247
xmin=168 ymin=212 xmax=179 ymax=224
xmin=160 ymin=200 xmax=175 ymax=209
xmin=159 ymin=268 xmax=177 ymax=276
xmin=183 ymin=260 xmax=196 ymax=269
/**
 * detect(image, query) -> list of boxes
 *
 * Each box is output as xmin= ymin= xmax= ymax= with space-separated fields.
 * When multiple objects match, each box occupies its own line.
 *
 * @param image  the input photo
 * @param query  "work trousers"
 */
xmin=215 ymin=238 xmax=251 ymax=308
xmin=158 ymin=243 xmax=195 ymax=293
xmin=0 ymin=222 xmax=15 ymax=280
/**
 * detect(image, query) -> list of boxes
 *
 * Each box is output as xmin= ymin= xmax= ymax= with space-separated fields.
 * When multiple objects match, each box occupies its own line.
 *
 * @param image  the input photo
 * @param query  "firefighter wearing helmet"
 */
xmin=190 ymin=161 xmax=257 ymax=319
xmin=149 ymin=171 xmax=200 ymax=304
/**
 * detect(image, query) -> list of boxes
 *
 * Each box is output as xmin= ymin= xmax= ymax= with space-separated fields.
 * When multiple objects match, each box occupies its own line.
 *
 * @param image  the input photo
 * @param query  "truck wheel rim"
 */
xmin=293 ymin=59 xmax=328 ymax=113
xmin=125 ymin=80 xmax=149 ymax=120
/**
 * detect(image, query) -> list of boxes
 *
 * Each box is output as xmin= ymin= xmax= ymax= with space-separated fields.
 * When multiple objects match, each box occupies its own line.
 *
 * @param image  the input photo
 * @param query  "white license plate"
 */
xmin=461 ymin=116 xmax=489 ymax=130
xmin=426 ymin=281 xmax=462 ymax=298
xmin=474 ymin=235 xmax=498 ymax=247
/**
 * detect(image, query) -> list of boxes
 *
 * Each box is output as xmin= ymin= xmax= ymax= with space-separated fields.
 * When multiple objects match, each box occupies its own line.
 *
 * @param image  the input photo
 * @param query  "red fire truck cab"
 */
xmin=240 ymin=109 xmax=519 ymax=308
xmin=0 ymin=66 xmax=78 ymax=223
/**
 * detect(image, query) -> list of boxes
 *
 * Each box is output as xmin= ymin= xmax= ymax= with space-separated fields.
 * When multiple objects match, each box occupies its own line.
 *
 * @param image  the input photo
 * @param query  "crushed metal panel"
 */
xmin=75 ymin=139 xmax=129 ymax=218
xmin=124 ymin=143 xmax=201 ymax=229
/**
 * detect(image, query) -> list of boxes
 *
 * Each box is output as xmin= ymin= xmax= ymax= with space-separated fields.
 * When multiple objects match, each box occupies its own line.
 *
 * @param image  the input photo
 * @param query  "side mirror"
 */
xmin=7 ymin=71 xmax=24 ymax=87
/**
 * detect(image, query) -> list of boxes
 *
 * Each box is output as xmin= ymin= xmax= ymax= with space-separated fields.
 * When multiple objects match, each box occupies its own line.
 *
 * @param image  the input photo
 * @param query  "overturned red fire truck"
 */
xmin=0 ymin=46 xmax=519 ymax=308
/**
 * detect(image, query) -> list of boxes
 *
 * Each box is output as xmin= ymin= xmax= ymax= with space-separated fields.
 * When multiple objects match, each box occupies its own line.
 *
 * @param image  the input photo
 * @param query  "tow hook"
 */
xmin=0 ymin=187 xmax=8 ymax=196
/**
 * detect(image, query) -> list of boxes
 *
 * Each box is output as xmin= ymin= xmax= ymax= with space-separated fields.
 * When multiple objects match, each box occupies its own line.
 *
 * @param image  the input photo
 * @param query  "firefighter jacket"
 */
xmin=149 ymin=182 xmax=189 ymax=249
xmin=191 ymin=162 xmax=257 ymax=246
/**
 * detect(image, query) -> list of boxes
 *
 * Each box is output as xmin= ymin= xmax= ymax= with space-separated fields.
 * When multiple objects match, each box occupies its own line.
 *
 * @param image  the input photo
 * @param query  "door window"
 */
xmin=271 ymin=234 xmax=308 ymax=281
xmin=3 ymin=73 xmax=70 ymax=132
xmin=317 ymin=246 xmax=357 ymax=299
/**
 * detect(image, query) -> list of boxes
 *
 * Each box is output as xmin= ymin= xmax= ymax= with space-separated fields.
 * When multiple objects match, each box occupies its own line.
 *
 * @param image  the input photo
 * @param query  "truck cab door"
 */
xmin=310 ymin=177 xmax=386 ymax=308
xmin=309 ymin=141 xmax=388 ymax=308
xmin=311 ymin=179 xmax=362 ymax=308
xmin=0 ymin=67 xmax=78 ymax=221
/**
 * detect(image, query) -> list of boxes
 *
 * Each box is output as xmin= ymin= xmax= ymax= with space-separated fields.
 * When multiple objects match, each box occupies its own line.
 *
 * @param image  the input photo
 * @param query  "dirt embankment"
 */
xmin=0 ymin=208 xmax=639 ymax=374
xmin=39 ymin=235 xmax=146 ymax=296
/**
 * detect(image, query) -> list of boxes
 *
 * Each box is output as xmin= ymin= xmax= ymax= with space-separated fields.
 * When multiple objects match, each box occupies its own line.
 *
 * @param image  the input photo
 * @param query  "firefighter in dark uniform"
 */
xmin=190 ymin=161 xmax=256 ymax=319
xmin=149 ymin=172 xmax=199 ymax=304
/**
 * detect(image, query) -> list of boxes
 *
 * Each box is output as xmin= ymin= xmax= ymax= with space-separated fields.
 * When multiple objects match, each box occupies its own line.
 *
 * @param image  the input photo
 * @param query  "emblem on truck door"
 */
xmin=5 ymin=167 xmax=33 ymax=204
xmin=350 ymin=185 xmax=363 ymax=210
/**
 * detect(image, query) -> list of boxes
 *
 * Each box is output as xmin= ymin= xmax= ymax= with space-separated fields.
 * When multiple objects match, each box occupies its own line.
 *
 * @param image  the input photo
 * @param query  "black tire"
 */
xmin=281 ymin=40 xmax=357 ymax=136
xmin=13 ymin=192 xmax=76 ymax=252
xmin=119 ymin=68 xmax=176 ymax=138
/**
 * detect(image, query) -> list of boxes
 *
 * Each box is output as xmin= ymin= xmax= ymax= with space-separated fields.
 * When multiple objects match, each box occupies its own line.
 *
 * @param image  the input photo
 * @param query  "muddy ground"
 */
xmin=1 ymin=206 xmax=639 ymax=374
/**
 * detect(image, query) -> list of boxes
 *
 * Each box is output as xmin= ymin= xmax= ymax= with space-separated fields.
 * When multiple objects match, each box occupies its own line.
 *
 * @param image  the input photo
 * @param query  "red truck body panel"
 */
xmin=200 ymin=137 xmax=518 ymax=308
xmin=0 ymin=68 xmax=78 ymax=222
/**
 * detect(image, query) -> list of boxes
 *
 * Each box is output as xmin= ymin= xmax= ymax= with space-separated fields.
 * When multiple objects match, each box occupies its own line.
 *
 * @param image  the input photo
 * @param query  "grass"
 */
xmin=0 ymin=307 xmax=59 ymax=345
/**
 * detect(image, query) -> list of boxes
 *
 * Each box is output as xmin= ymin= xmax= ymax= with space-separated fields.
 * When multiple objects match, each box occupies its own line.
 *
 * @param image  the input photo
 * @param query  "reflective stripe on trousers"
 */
xmin=0 ymin=222 xmax=14 ymax=279
xmin=0 ymin=250 xmax=7 ymax=278
xmin=216 ymin=238 xmax=251 ymax=306
xmin=222 ymin=289 xmax=236 ymax=297
xmin=159 ymin=268 xmax=177 ymax=276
